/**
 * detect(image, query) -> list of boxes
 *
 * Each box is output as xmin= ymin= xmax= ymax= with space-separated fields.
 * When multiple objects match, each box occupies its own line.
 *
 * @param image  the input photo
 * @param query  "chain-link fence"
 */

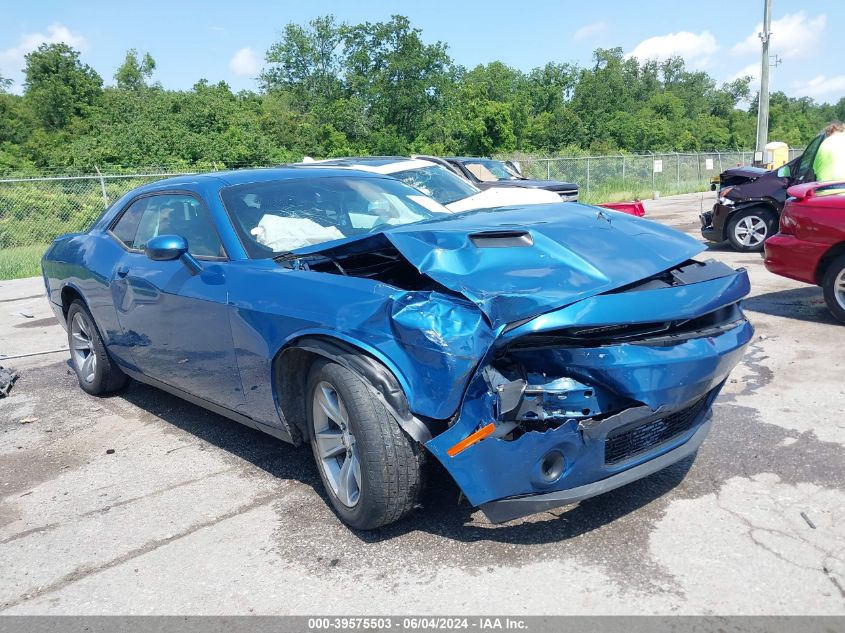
xmin=505 ymin=149 xmax=804 ymax=202
xmin=0 ymin=170 xmax=204 ymax=279
xmin=0 ymin=149 xmax=804 ymax=279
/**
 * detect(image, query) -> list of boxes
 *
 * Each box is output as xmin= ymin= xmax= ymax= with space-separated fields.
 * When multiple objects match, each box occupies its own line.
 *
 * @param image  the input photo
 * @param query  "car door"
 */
xmin=107 ymin=192 xmax=244 ymax=410
xmin=793 ymin=133 xmax=825 ymax=185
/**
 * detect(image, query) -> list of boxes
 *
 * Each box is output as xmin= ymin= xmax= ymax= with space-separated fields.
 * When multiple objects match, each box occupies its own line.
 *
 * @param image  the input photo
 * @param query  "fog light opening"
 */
xmin=539 ymin=451 xmax=565 ymax=483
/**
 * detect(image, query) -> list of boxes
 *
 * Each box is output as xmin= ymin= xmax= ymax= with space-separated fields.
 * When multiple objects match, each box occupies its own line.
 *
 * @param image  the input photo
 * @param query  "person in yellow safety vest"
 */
xmin=813 ymin=121 xmax=845 ymax=182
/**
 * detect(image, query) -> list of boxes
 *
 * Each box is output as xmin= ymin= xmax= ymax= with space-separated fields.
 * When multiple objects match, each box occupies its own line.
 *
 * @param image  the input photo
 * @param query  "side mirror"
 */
xmin=145 ymin=234 xmax=188 ymax=261
xmin=776 ymin=165 xmax=791 ymax=178
xmin=144 ymin=234 xmax=202 ymax=274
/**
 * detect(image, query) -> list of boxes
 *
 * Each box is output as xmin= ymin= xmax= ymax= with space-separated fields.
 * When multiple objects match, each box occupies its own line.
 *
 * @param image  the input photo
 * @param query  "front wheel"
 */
xmin=822 ymin=254 xmax=845 ymax=324
xmin=727 ymin=208 xmax=777 ymax=252
xmin=306 ymin=360 xmax=423 ymax=529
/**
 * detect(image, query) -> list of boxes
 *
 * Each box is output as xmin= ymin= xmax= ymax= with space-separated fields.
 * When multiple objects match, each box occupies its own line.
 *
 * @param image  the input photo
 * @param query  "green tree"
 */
xmin=23 ymin=43 xmax=102 ymax=131
xmin=1 ymin=13 xmax=837 ymax=176
xmin=115 ymin=49 xmax=156 ymax=90
xmin=345 ymin=16 xmax=451 ymax=140
xmin=261 ymin=15 xmax=344 ymax=104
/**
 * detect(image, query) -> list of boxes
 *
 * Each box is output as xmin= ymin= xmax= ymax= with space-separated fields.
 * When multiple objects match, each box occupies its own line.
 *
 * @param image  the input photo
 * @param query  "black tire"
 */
xmin=822 ymin=254 xmax=845 ymax=324
xmin=66 ymin=300 xmax=129 ymax=395
xmin=727 ymin=207 xmax=777 ymax=252
xmin=306 ymin=359 xmax=423 ymax=529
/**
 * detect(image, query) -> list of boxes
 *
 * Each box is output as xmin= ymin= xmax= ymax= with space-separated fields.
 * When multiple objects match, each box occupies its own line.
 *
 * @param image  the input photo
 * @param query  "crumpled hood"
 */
xmin=722 ymin=166 xmax=767 ymax=179
xmin=380 ymin=203 xmax=705 ymax=326
xmin=720 ymin=166 xmax=768 ymax=188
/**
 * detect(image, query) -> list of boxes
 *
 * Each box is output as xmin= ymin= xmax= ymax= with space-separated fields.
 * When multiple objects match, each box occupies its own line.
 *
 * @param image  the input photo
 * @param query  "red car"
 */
xmin=597 ymin=200 xmax=646 ymax=217
xmin=764 ymin=181 xmax=845 ymax=323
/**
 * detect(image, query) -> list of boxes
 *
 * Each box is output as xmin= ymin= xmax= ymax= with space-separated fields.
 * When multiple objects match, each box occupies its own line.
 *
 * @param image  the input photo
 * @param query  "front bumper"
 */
xmin=763 ymin=233 xmax=827 ymax=286
xmin=482 ymin=415 xmax=712 ymax=523
xmin=701 ymin=201 xmax=737 ymax=242
xmin=426 ymin=317 xmax=753 ymax=514
xmin=700 ymin=206 xmax=723 ymax=242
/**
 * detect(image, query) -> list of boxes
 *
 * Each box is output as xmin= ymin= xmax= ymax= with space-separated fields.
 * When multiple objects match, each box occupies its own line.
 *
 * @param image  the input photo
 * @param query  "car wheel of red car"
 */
xmin=306 ymin=359 xmax=423 ymax=529
xmin=727 ymin=208 xmax=776 ymax=252
xmin=66 ymin=300 xmax=129 ymax=395
xmin=822 ymin=255 xmax=845 ymax=324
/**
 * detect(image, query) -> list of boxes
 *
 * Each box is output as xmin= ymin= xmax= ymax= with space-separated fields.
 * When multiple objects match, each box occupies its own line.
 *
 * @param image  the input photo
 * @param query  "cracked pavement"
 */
xmin=0 ymin=191 xmax=843 ymax=614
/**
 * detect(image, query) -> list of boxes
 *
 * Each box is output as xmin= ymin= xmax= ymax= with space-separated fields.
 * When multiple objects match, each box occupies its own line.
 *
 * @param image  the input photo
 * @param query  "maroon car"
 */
xmin=764 ymin=181 xmax=845 ymax=323
xmin=701 ymin=134 xmax=824 ymax=252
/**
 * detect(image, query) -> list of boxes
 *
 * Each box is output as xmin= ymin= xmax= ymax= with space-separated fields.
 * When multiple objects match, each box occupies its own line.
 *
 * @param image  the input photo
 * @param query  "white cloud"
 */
xmin=729 ymin=63 xmax=760 ymax=83
xmin=626 ymin=31 xmax=719 ymax=69
xmin=573 ymin=22 xmax=607 ymax=42
xmin=791 ymin=75 xmax=845 ymax=102
xmin=229 ymin=47 xmax=259 ymax=77
xmin=0 ymin=23 xmax=87 ymax=88
xmin=732 ymin=12 xmax=826 ymax=60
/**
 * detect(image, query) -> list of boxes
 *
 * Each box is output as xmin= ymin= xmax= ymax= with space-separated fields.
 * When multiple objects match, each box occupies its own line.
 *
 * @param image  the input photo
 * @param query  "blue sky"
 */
xmin=1 ymin=0 xmax=843 ymax=103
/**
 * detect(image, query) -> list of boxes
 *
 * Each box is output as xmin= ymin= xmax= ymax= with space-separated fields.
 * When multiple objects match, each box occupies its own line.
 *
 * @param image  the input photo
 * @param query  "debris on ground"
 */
xmin=19 ymin=417 xmax=39 ymax=424
xmin=0 ymin=365 xmax=20 ymax=398
xmin=800 ymin=511 xmax=816 ymax=529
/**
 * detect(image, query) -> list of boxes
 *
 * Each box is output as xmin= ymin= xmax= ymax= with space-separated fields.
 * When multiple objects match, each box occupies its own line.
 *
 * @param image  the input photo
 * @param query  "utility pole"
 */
xmin=755 ymin=0 xmax=772 ymax=165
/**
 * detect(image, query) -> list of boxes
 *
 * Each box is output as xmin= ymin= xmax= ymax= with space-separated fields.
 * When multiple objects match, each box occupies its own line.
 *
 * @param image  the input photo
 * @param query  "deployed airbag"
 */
xmin=251 ymin=215 xmax=344 ymax=251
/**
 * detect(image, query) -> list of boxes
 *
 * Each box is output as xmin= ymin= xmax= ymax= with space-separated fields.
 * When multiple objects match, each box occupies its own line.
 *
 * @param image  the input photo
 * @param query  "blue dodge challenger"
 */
xmin=42 ymin=167 xmax=753 ymax=529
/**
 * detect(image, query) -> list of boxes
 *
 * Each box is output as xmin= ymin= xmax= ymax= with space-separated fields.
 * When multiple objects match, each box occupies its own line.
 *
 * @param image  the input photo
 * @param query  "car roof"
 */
xmin=444 ymin=156 xmax=495 ymax=162
xmin=305 ymin=157 xmax=437 ymax=175
xmin=133 ymin=166 xmax=387 ymax=192
xmin=312 ymin=156 xmax=409 ymax=167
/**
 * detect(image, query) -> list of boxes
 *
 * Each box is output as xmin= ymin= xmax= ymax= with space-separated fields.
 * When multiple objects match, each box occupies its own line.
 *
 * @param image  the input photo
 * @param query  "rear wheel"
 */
xmin=822 ymin=255 xmax=845 ymax=324
xmin=306 ymin=360 xmax=422 ymax=529
xmin=67 ymin=300 xmax=128 ymax=395
xmin=727 ymin=208 xmax=777 ymax=252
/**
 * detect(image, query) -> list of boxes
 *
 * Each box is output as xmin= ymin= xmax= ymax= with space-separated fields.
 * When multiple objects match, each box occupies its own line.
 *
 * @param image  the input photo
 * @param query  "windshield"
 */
xmin=390 ymin=164 xmax=479 ymax=205
xmin=461 ymin=158 xmax=521 ymax=182
xmin=220 ymin=176 xmax=449 ymax=258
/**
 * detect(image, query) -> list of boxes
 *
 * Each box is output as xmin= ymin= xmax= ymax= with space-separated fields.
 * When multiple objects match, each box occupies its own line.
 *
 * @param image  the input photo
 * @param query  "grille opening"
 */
xmin=604 ymin=396 xmax=709 ymax=465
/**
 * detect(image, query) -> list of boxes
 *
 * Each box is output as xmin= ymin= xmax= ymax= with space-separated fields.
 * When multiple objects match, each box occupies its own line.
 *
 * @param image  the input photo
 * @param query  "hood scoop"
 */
xmin=468 ymin=230 xmax=533 ymax=248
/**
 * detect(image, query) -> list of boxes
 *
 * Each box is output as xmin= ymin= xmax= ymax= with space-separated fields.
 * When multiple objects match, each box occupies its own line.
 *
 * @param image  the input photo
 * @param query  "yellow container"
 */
xmin=765 ymin=142 xmax=789 ymax=170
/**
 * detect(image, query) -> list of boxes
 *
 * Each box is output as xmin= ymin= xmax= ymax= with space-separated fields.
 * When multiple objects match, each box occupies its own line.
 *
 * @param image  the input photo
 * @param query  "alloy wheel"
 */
xmin=835 ymin=268 xmax=845 ymax=311
xmin=311 ymin=381 xmax=362 ymax=507
xmin=734 ymin=215 xmax=767 ymax=247
xmin=70 ymin=312 xmax=97 ymax=383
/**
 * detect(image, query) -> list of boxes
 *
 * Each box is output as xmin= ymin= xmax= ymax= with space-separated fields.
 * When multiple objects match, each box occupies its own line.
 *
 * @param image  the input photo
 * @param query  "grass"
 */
xmin=0 ymin=244 xmax=48 ymax=280
xmin=579 ymin=179 xmax=712 ymax=204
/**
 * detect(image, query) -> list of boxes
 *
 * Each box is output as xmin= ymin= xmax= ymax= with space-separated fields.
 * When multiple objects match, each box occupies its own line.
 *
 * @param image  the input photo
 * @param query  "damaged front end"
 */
xmin=425 ymin=258 xmax=753 ymax=523
xmin=278 ymin=205 xmax=753 ymax=523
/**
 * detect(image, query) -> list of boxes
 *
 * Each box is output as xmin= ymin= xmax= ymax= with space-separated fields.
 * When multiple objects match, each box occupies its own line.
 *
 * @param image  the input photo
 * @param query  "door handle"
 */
xmin=116 ymin=265 xmax=129 ymax=278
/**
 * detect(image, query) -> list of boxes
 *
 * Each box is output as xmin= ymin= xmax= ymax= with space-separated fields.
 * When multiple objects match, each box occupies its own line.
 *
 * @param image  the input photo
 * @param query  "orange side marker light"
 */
xmin=447 ymin=423 xmax=496 ymax=457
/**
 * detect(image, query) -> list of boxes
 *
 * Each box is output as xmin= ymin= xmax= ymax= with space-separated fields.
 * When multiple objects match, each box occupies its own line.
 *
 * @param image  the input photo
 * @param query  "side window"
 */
xmin=110 ymin=198 xmax=147 ymax=248
xmin=111 ymin=194 xmax=225 ymax=258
